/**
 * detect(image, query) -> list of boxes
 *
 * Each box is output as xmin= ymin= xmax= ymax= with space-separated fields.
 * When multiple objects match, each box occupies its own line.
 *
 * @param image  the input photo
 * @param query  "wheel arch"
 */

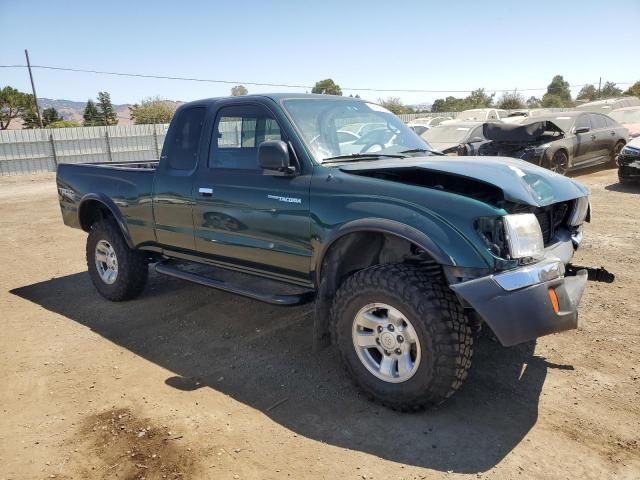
xmin=78 ymin=194 xmax=134 ymax=248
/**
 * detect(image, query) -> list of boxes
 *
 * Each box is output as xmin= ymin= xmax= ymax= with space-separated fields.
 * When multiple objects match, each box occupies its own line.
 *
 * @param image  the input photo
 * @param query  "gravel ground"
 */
xmin=0 ymin=168 xmax=638 ymax=480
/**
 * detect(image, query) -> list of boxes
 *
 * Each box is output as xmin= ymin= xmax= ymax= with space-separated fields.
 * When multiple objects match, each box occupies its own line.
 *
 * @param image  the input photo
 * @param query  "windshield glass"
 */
xmin=609 ymin=109 xmax=640 ymax=124
xmin=422 ymin=125 xmax=473 ymax=144
xmin=282 ymin=99 xmax=432 ymax=163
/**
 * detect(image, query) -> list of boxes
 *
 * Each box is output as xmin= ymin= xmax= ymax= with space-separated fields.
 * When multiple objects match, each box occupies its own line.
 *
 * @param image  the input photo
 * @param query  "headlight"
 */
xmin=503 ymin=214 xmax=544 ymax=260
xmin=621 ymin=145 xmax=640 ymax=158
xmin=569 ymin=196 xmax=589 ymax=226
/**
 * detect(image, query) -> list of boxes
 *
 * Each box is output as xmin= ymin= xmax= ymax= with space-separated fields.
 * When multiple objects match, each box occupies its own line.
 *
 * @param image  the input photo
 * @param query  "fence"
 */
xmin=0 ymin=124 xmax=169 ymax=176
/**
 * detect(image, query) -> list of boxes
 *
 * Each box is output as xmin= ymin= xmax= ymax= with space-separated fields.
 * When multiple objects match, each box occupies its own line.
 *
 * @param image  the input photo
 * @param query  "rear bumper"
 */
xmin=450 ymin=258 xmax=588 ymax=346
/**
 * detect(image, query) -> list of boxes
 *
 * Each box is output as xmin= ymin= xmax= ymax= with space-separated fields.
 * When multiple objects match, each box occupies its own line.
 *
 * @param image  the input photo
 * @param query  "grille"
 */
xmin=531 ymin=201 xmax=572 ymax=245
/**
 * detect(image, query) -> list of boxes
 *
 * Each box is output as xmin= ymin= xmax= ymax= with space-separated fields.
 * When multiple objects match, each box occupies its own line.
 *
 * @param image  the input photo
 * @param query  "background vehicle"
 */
xmin=608 ymin=106 xmax=640 ymax=138
xmin=420 ymin=121 xmax=487 ymax=154
xmin=441 ymin=108 xmax=504 ymax=124
xmin=576 ymin=96 xmax=640 ymax=114
xmin=407 ymin=116 xmax=451 ymax=135
xmin=57 ymin=94 xmax=596 ymax=411
xmin=479 ymin=112 xmax=629 ymax=174
xmin=617 ymin=136 xmax=640 ymax=183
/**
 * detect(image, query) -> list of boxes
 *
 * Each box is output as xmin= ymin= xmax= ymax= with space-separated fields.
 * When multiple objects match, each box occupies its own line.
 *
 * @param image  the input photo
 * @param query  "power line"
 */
xmin=0 ymin=63 xmax=635 ymax=94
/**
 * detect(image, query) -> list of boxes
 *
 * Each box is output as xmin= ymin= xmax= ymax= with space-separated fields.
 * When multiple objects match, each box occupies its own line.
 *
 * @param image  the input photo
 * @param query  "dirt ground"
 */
xmin=1 ymin=168 xmax=639 ymax=480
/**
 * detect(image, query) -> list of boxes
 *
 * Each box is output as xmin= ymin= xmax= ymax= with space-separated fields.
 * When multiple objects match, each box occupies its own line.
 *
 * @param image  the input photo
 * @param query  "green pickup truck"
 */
xmin=57 ymin=94 xmax=607 ymax=410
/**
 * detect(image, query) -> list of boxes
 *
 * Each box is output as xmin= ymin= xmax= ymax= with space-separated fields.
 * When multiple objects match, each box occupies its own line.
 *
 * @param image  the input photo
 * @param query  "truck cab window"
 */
xmin=167 ymin=107 xmax=206 ymax=170
xmin=210 ymin=106 xmax=283 ymax=170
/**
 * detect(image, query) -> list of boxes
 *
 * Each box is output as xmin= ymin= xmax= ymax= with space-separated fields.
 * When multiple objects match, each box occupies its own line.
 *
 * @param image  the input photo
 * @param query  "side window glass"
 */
xmin=575 ymin=115 xmax=590 ymax=131
xmin=590 ymin=114 xmax=606 ymax=130
xmin=210 ymin=106 xmax=283 ymax=170
xmin=166 ymin=107 xmax=206 ymax=170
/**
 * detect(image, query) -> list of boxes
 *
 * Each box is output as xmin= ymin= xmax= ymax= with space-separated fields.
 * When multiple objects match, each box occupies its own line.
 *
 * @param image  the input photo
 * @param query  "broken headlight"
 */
xmin=475 ymin=213 xmax=544 ymax=261
xmin=569 ymin=196 xmax=590 ymax=226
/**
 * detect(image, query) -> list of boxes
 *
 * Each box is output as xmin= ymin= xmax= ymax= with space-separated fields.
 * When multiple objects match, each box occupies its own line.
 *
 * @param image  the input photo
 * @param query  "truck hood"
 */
xmin=338 ymin=155 xmax=588 ymax=207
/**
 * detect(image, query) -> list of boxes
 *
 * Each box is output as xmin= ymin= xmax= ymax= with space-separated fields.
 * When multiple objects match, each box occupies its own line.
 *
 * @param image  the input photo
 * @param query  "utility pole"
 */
xmin=24 ymin=49 xmax=44 ymax=128
xmin=598 ymin=77 xmax=602 ymax=99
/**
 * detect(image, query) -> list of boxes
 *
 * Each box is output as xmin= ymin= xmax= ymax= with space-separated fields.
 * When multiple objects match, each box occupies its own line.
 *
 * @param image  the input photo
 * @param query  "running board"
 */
xmin=155 ymin=261 xmax=315 ymax=306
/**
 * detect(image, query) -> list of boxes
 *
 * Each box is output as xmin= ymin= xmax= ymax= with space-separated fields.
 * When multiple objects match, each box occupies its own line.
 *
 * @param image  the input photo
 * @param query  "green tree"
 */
xmin=377 ymin=97 xmax=413 ymax=115
xmin=431 ymin=96 xmax=465 ymax=113
xmin=0 ymin=86 xmax=34 ymax=130
xmin=311 ymin=78 xmax=342 ymax=96
xmin=497 ymin=90 xmax=525 ymax=109
xmin=526 ymin=96 xmax=541 ymax=108
xmin=577 ymin=84 xmax=598 ymax=102
xmin=42 ymin=107 xmax=62 ymax=125
xmin=623 ymin=81 xmax=640 ymax=98
xmin=542 ymin=75 xmax=572 ymax=107
xmin=129 ymin=97 xmax=176 ymax=124
xmin=600 ymin=81 xmax=622 ymax=99
xmin=47 ymin=120 xmax=81 ymax=128
xmin=465 ymin=88 xmax=494 ymax=108
xmin=96 ymin=91 xmax=118 ymax=126
xmin=21 ymin=108 xmax=41 ymax=129
xmin=231 ymin=85 xmax=248 ymax=96
xmin=83 ymin=99 xmax=101 ymax=126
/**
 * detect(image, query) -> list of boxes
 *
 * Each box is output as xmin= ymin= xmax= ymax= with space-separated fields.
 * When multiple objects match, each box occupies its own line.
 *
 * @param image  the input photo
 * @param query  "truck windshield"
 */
xmin=282 ymin=99 xmax=433 ymax=163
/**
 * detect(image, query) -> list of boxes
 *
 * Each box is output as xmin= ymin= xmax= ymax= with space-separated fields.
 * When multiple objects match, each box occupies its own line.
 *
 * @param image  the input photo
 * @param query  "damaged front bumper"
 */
xmin=450 ymin=258 xmax=589 ymax=347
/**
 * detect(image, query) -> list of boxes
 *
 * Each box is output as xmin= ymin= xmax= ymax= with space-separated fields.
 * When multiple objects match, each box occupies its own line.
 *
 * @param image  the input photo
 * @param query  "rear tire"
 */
xmin=331 ymin=263 xmax=473 ymax=411
xmin=86 ymin=220 xmax=148 ymax=301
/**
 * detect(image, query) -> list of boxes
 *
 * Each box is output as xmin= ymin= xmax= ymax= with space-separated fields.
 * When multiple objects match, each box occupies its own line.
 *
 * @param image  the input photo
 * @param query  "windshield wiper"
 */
xmin=399 ymin=148 xmax=444 ymax=156
xmin=322 ymin=153 xmax=408 ymax=163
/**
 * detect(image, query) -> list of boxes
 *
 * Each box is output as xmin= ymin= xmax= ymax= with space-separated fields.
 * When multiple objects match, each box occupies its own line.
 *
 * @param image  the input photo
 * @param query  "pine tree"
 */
xmin=42 ymin=107 xmax=62 ymax=126
xmin=83 ymin=99 xmax=101 ymax=126
xmin=96 ymin=92 xmax=118 ymax=126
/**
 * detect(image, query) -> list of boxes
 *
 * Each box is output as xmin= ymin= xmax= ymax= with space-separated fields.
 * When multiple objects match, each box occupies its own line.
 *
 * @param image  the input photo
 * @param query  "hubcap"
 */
xmin=95 ymin=240 xmax=118 ymax=285
xmin=352 ymin=303 xmax=421 ymax=383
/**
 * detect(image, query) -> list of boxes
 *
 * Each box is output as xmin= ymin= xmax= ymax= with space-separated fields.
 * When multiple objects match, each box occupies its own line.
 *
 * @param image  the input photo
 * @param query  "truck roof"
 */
xmin=179 ymin=93 xmax=362 ymax=109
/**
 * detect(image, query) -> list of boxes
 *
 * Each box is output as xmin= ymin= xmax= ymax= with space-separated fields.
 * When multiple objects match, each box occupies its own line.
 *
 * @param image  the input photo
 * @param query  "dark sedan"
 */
xmin=617 ymin=136 xmax=640 ymax=184
xmin=478 ymin=111 xmax=629 ymax=174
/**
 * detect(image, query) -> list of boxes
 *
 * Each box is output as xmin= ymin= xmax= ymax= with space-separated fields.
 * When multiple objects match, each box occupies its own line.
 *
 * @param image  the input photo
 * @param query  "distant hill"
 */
xmin=4 ymin=98 xmax=184 ymax=129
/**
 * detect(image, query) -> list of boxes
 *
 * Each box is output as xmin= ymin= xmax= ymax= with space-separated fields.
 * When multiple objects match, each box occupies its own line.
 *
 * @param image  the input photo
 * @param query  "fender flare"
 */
xmin=78 ymin=193 xmax=134 ymax=248
xmin=313 ymin=218 xmax=455 ymax=285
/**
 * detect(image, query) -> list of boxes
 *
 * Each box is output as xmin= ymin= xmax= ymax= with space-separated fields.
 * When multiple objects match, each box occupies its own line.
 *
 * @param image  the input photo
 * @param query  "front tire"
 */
xmin=611 ymin=141 xmax=625 ymax=165
xmin=331 ymin=264 xmax=473 ymax=411
xmin=546 ymin=150 xmax=570 ymax=175
xmin=86 ymin=220 xmax=148 ymax=301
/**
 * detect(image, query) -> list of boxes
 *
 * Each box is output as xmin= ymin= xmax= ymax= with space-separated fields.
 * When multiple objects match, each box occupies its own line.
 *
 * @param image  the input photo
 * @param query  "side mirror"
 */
xmin=258 ymin=140 xmax=294 ymax=175
xmin=468 ymin=137 xmax=484 ymax=143
xmin=575 ymin=126 xmax=590 ymax=134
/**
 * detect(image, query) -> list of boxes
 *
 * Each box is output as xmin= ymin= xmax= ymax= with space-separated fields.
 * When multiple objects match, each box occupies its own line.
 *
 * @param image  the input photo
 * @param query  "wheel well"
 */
xmin=78 ymin=200 xmax=115 ymax=232
xmin=312 ymin=231 xmax=438 ymax=350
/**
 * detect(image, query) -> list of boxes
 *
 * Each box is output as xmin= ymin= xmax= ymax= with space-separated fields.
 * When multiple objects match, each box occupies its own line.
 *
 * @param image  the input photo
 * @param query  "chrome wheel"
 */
xmin=352 ymin=303 xmax=421 ymax=383
xmin=95 ymin=240 xmax=118 ymax=285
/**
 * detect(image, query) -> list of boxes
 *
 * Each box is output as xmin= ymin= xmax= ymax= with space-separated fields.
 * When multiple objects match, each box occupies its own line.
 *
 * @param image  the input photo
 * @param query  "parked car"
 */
xmin=479 ymin=111 xmax=628 ymax=174
xmin=407 ymin=116 xmax=451 ymax=135
xmin=576 ymin=96 xmax=640 ymax=114
xmin=441 ymin=108 xmax=505 ymax=124
xmin=608 ymin=106 xmax=640 ymax=138
xmin=57 ymin=93 xmax=603 ymax=410
xmin=420 ymin=121 xmax=487 ymax=155
xmin=617 ymin=136 xmax=640 ymax=183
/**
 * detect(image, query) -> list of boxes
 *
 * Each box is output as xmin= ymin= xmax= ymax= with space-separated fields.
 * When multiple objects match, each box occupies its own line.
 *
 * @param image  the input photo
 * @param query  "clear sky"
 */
xmin=1 ymin=0 xmax=639 ymax=105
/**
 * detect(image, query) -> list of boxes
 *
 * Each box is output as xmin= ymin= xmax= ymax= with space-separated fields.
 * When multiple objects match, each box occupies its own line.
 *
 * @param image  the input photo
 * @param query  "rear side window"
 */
xmin=589 ymin=114 xmax=607 ymax=130
xmin=166 ymin=107 xmax=206 ymax=170
xmin=210 ymin=105 xmax=283 ymax=170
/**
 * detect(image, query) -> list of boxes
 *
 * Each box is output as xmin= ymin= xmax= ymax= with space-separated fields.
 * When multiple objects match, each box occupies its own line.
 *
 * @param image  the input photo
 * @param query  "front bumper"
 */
xmin=450 ymin=258 xmax=588 ymax=346
xmin=618 ymin=151 xmax=640 ymax=181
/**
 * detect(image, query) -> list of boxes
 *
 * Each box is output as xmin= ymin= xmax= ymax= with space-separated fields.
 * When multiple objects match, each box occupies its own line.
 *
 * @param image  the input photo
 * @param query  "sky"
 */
xmin=1 ymin=0 xmax=639 ymax=106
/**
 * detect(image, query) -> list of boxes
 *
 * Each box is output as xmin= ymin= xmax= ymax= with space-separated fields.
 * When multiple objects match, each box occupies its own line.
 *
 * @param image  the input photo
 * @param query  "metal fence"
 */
xmin=0 ymin=124 xmax=169 ymax=176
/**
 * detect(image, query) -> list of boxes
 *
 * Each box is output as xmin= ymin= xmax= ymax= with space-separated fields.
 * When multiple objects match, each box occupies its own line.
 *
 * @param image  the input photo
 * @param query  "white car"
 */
xmin=407 ymin=116 xmax=451 ymax=135
xmin=441 ymin=108 xmax=505 ymax=125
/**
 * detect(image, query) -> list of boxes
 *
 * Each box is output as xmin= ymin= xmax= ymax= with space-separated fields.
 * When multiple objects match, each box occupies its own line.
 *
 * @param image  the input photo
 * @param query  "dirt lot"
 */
xmin=0 ymin=168 xmax=639 ymax=480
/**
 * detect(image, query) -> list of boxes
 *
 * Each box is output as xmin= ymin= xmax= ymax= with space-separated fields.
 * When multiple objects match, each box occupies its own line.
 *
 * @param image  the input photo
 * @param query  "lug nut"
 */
xmin=384 ymin=350 xmax=390 ymax=356
xmin=387 ymin=324 xmax=395 ymax=332
xmin=397 ymin=335 xmax=404 ymax=343
xmin=377 ymin=326 xmax=383 ymax=333
xmin=395 ymin=348 xmax=402 ymax=355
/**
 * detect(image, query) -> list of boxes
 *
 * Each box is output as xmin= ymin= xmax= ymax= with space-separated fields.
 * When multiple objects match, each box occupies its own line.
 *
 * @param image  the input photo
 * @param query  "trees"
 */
xmin=83 ymin=99 xmax=101 ymax=126
xmin=311 ymin=79 xmax=342 ymax=96
xmin=526 ymin=96 xmax=541 ymax=108
xmin=431 ymin=96 xmax=465 ymax=113
xmin=0 ymin=86 xmax=34 ymax=130
xmin=431 ymin=89 xmax=493 ymax=113
xmin=47 ymin=120 xmax=81 ymax=128
xmin=97 ymin=91 xmax=118 ymax=126
xmin=42 ymin=107 xmax=62 ymax=125
xmin=541 ymin=75 xmax=573 ymax=107
xmin=623 ymin=81 xmax=640 ymax=98
xmin=22 ymin=106 xmax=62 ymax=129
xmin=577 ymin=84 xmax=598 ymax=102
xmin=377 ymin=97 xmax=413 ymax=115
xmin=600 ymin=81 xmax=622 ymax=99
xmin=497 ymin=91 xmax=525 ymax=109
xmin=129 ymin=97 xmax=176 ymax=124
xmin=231 ymin=85 xmax=248 ymax=96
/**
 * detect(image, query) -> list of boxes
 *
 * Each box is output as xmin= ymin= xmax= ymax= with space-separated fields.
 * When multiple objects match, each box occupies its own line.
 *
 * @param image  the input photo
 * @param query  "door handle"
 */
xmin=610 ymin=131 xmax=615 ymax=136
xmin=198 ymin=187 xmax=213 ymax=197
xmin=590 ymin=135 xmax=596 ymax=140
